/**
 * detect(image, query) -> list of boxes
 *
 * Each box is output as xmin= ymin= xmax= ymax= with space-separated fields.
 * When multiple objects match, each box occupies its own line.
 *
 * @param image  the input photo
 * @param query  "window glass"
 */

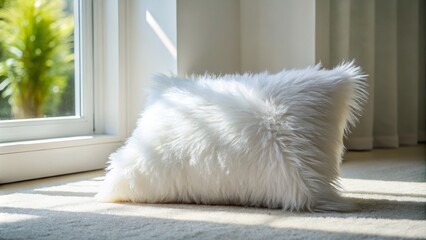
xmin=0 ymin=0 xmax=76 ymax=120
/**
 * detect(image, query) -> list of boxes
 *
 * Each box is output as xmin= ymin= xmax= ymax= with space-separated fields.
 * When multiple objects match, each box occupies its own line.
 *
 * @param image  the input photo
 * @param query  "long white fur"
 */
xmin=96 ymin=61 xmax=368 ymax=212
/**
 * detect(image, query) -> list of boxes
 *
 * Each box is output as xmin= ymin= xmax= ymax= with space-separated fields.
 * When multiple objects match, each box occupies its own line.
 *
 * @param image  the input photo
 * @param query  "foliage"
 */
xmin=0 ymin=0 xmax=10 ymax=119
xmin=0 ymin=0 xmax=73 ymax=119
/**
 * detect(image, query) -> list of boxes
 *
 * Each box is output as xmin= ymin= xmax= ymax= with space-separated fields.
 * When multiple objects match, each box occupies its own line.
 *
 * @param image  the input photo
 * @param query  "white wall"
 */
xmin=177 ymin=0 xmax=241 ymax=75
xmin=240 ymin=0 xmax=316 ymax=72
xmin=126 ymin=0 xmax=177 ymax=135
xmin=176 ymin=0 xmax=316 ymax=75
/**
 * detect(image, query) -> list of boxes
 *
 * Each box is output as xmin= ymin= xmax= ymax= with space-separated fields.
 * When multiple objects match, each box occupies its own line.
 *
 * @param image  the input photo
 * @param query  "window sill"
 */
xmin=0 ymin=135 xmax=123 ymax=155
xmin=0 ymin=135 xmax=124 ymax=184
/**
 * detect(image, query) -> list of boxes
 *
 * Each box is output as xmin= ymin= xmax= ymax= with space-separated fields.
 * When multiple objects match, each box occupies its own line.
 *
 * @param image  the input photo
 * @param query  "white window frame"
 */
xmin=0 ymin=0 xmax=128 ymax=183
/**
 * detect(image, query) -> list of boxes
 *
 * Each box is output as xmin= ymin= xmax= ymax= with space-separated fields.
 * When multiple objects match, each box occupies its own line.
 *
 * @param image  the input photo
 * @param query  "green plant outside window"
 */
xmin=0 ymin=0 xmax=74 ymax=119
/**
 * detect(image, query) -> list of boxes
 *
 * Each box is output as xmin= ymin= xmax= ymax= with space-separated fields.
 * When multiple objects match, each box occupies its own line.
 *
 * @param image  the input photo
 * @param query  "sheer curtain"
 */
xmin=316 ymin=0 xmax=425 ymax=150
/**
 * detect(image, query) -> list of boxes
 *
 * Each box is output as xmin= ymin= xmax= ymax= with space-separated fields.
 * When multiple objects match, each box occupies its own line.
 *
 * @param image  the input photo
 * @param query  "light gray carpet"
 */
xmin=1 ymin=145 xmax=425 ymax=240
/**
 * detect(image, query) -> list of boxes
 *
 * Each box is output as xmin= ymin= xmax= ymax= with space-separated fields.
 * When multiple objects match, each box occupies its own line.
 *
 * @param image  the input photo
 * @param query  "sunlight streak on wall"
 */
xmin=146 ymin=11 xmax=177 ymax=59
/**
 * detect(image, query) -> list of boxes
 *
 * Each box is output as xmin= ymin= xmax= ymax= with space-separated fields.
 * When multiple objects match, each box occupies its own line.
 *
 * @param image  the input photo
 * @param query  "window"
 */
xmin=0 ymin=0 xmax=128 ymax=184
xmin=0 ymin=0 xmax=93 ymax=142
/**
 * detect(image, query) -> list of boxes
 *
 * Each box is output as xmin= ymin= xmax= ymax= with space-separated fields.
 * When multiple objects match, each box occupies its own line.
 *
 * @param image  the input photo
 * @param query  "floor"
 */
xmin=0 ymin=145 xmax=425 ymax=240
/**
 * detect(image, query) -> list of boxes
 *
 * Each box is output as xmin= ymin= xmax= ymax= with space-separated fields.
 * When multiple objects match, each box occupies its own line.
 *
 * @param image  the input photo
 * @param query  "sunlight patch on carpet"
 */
xmin=341 ymin=178 xmax=426 ymax=202
xmin=0 ymin=212 xmax=39 ymax=223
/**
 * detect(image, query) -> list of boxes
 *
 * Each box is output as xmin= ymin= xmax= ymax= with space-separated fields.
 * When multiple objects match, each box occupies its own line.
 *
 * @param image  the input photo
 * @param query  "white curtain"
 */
xmin=316 ymin=0 xmax=425 ymax=150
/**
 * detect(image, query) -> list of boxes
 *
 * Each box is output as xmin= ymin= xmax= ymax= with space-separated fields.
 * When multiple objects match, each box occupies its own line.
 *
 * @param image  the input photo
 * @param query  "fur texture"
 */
xmin=96 ymin=62 xmax=368 ymax=212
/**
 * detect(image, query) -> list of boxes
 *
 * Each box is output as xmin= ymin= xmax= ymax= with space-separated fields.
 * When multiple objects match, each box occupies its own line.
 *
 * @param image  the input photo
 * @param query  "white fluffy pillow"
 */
xmin=96 ymin=62 xmax=368 ymax=211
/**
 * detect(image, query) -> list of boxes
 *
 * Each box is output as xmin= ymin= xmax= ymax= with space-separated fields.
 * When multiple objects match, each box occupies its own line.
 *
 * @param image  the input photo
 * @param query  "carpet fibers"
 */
xmin=1 ymin=146 xmax=425 ymax=239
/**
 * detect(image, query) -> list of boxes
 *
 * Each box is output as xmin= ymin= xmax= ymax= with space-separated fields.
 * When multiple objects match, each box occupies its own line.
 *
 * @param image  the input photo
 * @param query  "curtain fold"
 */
xmin=317 ymin=0 xmax=425 ymax=150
